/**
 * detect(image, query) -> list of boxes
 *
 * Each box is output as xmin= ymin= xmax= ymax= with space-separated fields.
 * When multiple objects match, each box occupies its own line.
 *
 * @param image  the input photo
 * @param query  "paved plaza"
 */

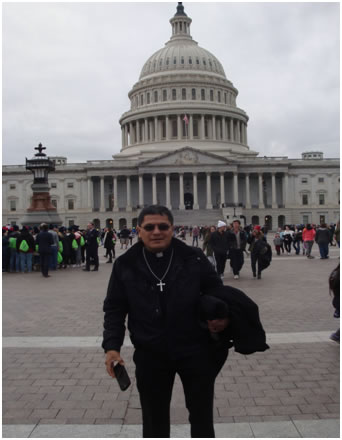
xmin=2 ymin=236 xmax=340 ymax=438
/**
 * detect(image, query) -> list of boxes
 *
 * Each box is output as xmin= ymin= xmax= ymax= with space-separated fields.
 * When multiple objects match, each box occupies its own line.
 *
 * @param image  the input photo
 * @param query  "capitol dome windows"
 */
xmin=201 ymin=89 xmax=205 ymax=100
xmin=181 ymin=56 xmax=185 ymax=65
xmin=196 ymin=58 xmax=200 ymax=65
xmin=182 ymin=88 xmax=186 ymax=100
xmin=163 ymin=89 xmax=167 ymax=101
xmin=172 ymin=89 xmax=177 ymax=100
xmin=203 ymin=58 xmax=207 ymax=66
xmin=210 ymin=90 xmax=214 ymax=101
xmin=192 ymin=88 xmax=196 ymax=100
xmin=154 ymin=91 xmax=158 ymax=103
xmin=189 ymin=57 xmax=192 ymax=64
xmin=147 ymin=92 xmax=150 ymax=104
xmin=218 ymin=91 xmax=221 ymax=103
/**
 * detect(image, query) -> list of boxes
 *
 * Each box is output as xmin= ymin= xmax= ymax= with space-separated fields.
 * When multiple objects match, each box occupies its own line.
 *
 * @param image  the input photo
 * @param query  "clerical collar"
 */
xmin=144 ymin=245 xmax=173 ymax=260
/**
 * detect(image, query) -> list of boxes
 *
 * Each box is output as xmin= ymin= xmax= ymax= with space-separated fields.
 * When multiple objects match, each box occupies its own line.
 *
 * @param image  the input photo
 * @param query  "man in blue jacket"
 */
xmin=36 ymin=223 xmax=54 ymax=277
xmin=102 ymin=205 xmax=228 ymax=438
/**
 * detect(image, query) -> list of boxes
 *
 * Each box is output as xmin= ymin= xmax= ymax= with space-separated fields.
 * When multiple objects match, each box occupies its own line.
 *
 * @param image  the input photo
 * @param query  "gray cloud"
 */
xmin=3 ymin=2 xmax=340 ymax=165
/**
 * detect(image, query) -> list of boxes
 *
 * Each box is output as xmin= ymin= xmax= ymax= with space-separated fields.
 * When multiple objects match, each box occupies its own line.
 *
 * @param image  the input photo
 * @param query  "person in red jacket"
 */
xmin=302 ymin=224 xmax=316 ymax=259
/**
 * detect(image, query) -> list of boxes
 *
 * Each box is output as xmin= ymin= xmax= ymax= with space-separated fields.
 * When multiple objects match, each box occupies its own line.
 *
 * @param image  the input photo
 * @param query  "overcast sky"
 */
xmin=2 ymin=1 xmax=340 ymax=165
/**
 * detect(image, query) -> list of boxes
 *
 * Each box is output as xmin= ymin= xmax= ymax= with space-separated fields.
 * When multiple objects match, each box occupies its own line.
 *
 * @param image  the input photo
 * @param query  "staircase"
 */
xmin=172 ymin=209 xmax=224 ymax=226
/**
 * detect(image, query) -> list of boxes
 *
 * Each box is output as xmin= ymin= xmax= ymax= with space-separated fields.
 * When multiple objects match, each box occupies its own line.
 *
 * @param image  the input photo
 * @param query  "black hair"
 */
xmin=137 ymin=205 xmax=174 ymax=226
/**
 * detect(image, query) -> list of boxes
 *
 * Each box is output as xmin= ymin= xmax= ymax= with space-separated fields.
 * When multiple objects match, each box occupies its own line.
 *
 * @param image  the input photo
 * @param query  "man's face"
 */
xmin=87 ymin=223 xmax=93 ymax=230
xmin=233 ymin=221 xmax=240 ymax=232
xmin=137 ymin=214 xmax=174 ymax=253
xmin=218 ymin=226 xmax=225 ymax=233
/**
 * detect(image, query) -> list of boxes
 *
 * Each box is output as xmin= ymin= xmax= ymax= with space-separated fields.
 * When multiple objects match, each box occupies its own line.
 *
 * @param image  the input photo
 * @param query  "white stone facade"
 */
xmin=2 ymin=3 xmax=340 ymax=230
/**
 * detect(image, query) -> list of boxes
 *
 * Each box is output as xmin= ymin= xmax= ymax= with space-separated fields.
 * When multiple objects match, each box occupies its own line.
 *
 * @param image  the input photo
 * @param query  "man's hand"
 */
xmin=207 ymin=318 xmax=229 ymax=333
xmin=105 ymin=350 xmax=124 ymax=378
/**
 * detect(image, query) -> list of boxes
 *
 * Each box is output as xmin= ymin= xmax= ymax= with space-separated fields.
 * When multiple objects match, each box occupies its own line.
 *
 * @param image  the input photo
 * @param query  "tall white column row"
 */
xmin=122 ymin=116 xmax=248 ymax=147
xmin=87 ymin=173 xmax=285 ymax=212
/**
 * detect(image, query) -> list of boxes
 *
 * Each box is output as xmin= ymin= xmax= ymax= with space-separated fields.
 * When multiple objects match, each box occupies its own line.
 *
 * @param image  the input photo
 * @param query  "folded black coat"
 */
xmin=200 ymin=285 xmax=270 ymax=355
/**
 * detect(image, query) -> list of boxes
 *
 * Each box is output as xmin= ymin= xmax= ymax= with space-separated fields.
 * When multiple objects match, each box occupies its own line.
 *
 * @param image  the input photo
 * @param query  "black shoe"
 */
xmin=253 ymin=273 xmax=256 ymax=278
xmin=106 ymin=260 xmax=112 ymax=263
xmin=257 ymin=274 xmax=261 ymax=279
xmin=91 ymin=268 xmax=98 ymax=271
xmin=43 ymin=274 xmax=51 ymax=278
xmin=83 ymin=268 xmax=90 ymax=272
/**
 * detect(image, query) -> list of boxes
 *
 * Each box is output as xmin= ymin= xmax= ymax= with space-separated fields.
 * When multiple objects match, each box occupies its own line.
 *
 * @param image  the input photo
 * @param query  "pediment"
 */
xmin=139 ymin=147 xmax=234 ymax=167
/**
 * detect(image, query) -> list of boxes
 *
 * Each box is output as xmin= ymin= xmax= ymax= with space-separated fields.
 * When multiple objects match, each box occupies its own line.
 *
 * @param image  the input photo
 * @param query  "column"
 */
xmin=222 ymin=117 xmax=227 ymax=140
xmin=193 ymin=173 xmax=199 ymax=210
xmin=212 ymin=115 xmax=216 ymax=140
xmin=206 ymin=172 xmax=212 ymax=209
xmin=258 ymin=173 xmax=265 ymax=209
xmin=201 ymin=115 xmax=205 ymax=140
xmin=100 ymin=176 xmax=105 ymax=212
xmin=189 ymin=115 xmax=193 ymax=140
xmin=154 ymin=117 xmax=158 ymax=141
xmin=165 ymin=174 xmax=171 ymax=209
xmin=152 ymin=174 xmax=157 ymax=204
xmin=177 ymin=115 xmax=182 ymax=140
xmin=236 ymin=121 xmax=241 ymax=143
xmin=179 ymin=173 xmax=185 ymax=209
xmin=230 ymin=118 xmax=234 ymax=141
xmin=144 ymin=119 xmax=148 ymax=142
xmin=283 ymin=173 xmax=288 ymax=207
xmin=272 ymin=173 xmax=277 ymax=208
xmin=129 ymin=122 xmax=133 ymax=145
xmin=233 ymin=172 xmax=238 ymax=205
xmin=121 ymin=126 xmax=125 ymax=149
xmin=124 ymin=125 xmax=129 ymax=146
xmin=245 ymin=174 xmax=251 ymax=209
xmin=220 ymin=173 xmax=225 ymax=207
xmin=87 ymin=177 xmax=93 ymax=210
xmin=113 ymin=176 xmax=118 ymax=211
xmin=138 ymin=175 xmax=144 ymax=207
xmin=126 ymin=176 xmax=132 ymax=211
xmin=136 ymin=120 xmax=140 ymax=143
xmin=165 ymin=116 xmax=170 ymax=140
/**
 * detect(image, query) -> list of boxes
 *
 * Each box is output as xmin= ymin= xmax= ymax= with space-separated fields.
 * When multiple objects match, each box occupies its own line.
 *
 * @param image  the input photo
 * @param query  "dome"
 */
xmin=139 ymin=42 xmax=226 ymax=80
xmin=139 ymin=4 xmax=226 ymax=80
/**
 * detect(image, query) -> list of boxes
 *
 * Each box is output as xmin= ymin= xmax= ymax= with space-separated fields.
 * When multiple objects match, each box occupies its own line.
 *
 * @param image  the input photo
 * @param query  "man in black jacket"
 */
xmin=83 ymin=222 xmax=99 ymax=271
xmin=103 ymin=205 xmax=229 ymax=438
xmin=209 ymin=220 xmax=229 ymax=279
xmin=36 ymin=223 xmax=54 ymax=277
xmin=227 ymin=220 xmax=247 ymax=280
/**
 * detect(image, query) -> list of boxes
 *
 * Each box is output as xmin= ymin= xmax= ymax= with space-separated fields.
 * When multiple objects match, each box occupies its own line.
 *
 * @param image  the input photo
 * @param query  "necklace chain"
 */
xmin=142 ymin=247 xmax=174 ymax=292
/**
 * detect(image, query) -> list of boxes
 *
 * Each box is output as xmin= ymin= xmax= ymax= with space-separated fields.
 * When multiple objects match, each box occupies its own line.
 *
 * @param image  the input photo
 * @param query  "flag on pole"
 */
xmin=183 ymin=114 xmax=189 ymax=125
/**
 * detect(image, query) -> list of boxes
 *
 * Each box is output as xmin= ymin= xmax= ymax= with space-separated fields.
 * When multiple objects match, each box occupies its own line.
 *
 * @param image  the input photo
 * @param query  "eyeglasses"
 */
xmin=141 ymin=223 xmax=171 ymax=232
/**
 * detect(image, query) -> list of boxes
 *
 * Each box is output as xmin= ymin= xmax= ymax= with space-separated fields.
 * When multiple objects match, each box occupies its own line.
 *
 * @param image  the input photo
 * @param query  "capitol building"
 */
xmin=2 ymin=3 xmax=340 ymax=230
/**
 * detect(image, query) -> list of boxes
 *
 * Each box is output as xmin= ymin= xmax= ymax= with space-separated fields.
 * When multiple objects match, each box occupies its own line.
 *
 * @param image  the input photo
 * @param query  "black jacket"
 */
xmin=227 ymin=230 xmax=247 ymax=251
xmin=200 ymin=286 xmax=269 ymax=355
xmin=85 ymin=228 xmax=99 ymax=253
xmin=209 ymin=230 xmax=229 ymax=256
xmin=36 ymin=231 xmax=54 ymax=254
xmin=102 ymin=237 xmax=223 ymax=360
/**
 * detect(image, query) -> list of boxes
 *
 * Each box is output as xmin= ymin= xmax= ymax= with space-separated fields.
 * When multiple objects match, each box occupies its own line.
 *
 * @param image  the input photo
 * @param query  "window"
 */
xmin=301 ymin=178 xmax=308 ymax=184
xmin=163 ymin=90 xmax=167 ymax=101
xmin=51 ymin=199 xmax=57 ymax=208
xmin=172 ymin=119 xmax=177 ymax=138
xmin=68 ymin=220 xmax=75 ymax=227
xmin=303 ymin=215 xmax=309 ymax=225
xmin=173 ymin=57 xmax=177 ymax=64
xmin=140 ymin=95 xmax=144 ymax=106
xmin=302 ymin=194 xmax=308 ymax=205
xmin=166 ymin=58 xmax=169 ymax=66
xmin=67 ymin=182 xmax=74 ymax=188
xmin=51 ymin=183 xmax=57 ymax=188
xmin=182 ymin=88 xmax=186 ymax=100
xmin=172 ymin=89 xmax=177 ymax=100
xmin=196 ymin=58 xmax=200 ymax=65
xmin=154 ymin=91 xmax=158 ymax=102
xmin=181 ymin=56 xmax=184 ymax=65
xmin=193 ymin=119 xmax=199 ymax=137
xmin=147 ymin=92 xmax=150 ymax=104
xmin=9 ymin=184 xmax=16 ymax=189
xmin=10 ymin=200 xmax=16 ymax=211
xmin=68 ymin=199 xmax=74 ymax=210
xmin=201 ymin=89 xmax=205 ymax=100
xmin=203 ymin=58 xmax=206 ymax=66
xmin=319 ymin=194 xmax=325 ymax=205
xmin=192 ymin=88 xmax=196 ymax=100
xmin=189 ymin=57 xmax=192 ymax=64
xmin=218 ymin=91 xmax=221 ymax=102
xmin=318 ymin=177 xmax=324 ymax=183
xmin=210 ymin=90 xmax=214 ymax=101
xmin=224 ymin=93 xmax=227 ymax=104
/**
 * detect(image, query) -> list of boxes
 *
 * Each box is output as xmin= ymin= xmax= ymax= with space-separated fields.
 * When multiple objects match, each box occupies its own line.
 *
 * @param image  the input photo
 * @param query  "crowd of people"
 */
xmin=3 ymin=219 xmax=339 ymax=280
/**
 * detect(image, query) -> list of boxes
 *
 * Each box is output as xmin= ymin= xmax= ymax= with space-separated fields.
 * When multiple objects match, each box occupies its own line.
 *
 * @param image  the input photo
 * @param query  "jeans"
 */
xmin=192 ymin=236 xmax=199 ymax=247
xmin=293 ymin=241 xmax=301 ymax=255
xmin=305 ymin=240 xmax=314 ymax=257
xmin=10 ymin=249 xmax=20 ymax=272
xmin=20 ymin=252 xmax=32 ymax=272
xmin=318 ymin=243 xmax=329 ymax=259
xmin=134 ymin=348 xmax=216 ymax=438
xmin=49 ymin=245 xmax=58 ymax=270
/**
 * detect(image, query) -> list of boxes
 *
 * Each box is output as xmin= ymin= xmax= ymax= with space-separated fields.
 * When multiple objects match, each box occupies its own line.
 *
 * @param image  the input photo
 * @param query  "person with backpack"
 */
xmin=8 ymin=225 xmax=21 ymax=273
xmin=16 ymin=226 xmax=35 ymax=273
xmin=251 ymin=230 xmax=271 ymax=279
